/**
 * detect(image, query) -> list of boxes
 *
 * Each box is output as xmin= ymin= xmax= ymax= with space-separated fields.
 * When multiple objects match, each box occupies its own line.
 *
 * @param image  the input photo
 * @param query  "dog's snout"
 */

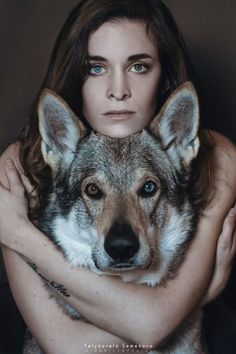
xmin=104 ymin=222 xmax=139 ymax=261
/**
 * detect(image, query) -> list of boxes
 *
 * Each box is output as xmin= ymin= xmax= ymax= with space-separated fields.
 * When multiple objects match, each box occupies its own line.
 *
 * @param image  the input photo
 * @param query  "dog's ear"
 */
xmin=38 ymin=89 xmax=86 ymax=172
xmin=148 ymin=81 xmax=200 ymax=170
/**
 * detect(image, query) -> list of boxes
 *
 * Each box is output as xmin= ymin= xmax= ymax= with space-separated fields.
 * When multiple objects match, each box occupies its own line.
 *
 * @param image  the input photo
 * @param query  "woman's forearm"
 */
xmin=11 ymin=214 xmax=220 ymax=348
xmin=2 ymin=247 xmax=131 ymax=354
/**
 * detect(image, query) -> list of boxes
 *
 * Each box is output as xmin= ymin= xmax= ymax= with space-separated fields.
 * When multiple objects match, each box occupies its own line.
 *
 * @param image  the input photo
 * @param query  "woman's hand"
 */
xmin=0 ymin=159 xmax=30 ymax=249
xmin=202 ymin=204 xmax=236 ymax=305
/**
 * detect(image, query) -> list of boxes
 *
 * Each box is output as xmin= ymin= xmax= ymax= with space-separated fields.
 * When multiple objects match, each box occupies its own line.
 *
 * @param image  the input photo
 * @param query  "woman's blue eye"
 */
xmin=89 ymin=65 xmax=105 ymax=75
xmin=130 ymin=63 xmax=148 ymax=73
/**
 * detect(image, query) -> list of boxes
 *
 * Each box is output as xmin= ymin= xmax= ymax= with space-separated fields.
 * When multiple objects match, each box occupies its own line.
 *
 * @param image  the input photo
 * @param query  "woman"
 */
xmin=0 ymin=0 xmax=235 ymax=352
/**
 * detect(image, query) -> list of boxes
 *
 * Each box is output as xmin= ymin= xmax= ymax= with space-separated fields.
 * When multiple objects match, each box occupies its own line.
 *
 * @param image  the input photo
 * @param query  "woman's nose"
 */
xmin=107 ymin=71 xmax=131 ymax=101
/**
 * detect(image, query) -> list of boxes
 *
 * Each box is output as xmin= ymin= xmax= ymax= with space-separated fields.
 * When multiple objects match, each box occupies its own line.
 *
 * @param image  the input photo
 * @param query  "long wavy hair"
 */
xmin=17 ymin=0 xmax=215 ymax=219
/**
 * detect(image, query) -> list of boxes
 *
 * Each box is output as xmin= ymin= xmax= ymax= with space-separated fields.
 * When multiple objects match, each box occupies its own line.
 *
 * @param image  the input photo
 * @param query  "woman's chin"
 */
xmin=95 ymin=127 xmax=143 ymax=138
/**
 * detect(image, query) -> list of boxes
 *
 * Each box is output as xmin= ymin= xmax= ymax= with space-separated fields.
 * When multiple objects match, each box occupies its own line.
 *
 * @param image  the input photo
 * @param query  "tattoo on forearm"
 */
xmin=27 ymin=261 xmax=70 ymax=298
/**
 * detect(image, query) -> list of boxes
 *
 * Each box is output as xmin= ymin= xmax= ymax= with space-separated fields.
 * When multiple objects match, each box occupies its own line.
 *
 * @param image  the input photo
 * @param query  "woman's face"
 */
xmin=82 ymin=20 xmax=161 ymax=138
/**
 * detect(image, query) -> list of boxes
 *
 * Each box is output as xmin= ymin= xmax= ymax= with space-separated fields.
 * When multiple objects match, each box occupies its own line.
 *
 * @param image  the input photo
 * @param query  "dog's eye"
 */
xmin=139 ymin=180 xmax=158 ymax=198
xmin=85 ymin=183 xmax=103 ymax=199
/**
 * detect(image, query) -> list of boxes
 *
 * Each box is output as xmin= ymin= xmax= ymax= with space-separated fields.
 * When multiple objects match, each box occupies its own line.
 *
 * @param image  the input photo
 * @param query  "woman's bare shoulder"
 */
xmin=209 ymin=129 xmax=236 ymax=153
xmin=0 ymin=142 xmax=23 ymax=187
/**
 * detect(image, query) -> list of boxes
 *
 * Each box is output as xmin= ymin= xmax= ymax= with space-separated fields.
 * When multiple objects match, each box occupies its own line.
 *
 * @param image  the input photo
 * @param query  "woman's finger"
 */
xmin=231 ymin=227 xmax=236 ymax=253
xmin=20 ymin=173 xmax=37 ymax=196
xmin=217 ymin=207 xmax=236 ymax=252
xmin=229 ymin=208 xmax=236 ymax=252
xmin=0 ymin=181 xmax=9 ymax=192
xmin=4 ymin=159 xmax=25 ymax=196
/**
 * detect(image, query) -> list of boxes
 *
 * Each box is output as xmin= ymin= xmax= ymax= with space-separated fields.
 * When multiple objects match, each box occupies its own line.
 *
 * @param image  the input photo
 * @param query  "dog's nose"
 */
xmin=104 ymin=222 xmax=139 ymax=261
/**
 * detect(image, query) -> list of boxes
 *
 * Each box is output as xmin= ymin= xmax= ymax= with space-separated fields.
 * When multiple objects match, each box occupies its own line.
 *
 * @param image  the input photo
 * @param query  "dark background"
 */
xmin=0 ymin=1 xmax=235 ymax=353
xmin=0 ymin=0 xmax=236 ymax=151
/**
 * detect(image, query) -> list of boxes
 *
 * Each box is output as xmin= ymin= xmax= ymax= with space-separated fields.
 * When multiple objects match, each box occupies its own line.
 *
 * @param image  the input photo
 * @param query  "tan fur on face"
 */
xmin=81 ymin=170 xmax=161 ymax=249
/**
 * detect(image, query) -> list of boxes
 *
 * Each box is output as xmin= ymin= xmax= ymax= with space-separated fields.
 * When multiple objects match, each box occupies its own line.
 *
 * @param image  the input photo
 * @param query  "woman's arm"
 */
xmin=2 ymin=247 xmax=131 ymax=354
xmin=1 ymin=132 xmax=236 ymax=348
xmin=6 ymin=207 xmax=234 ymax=347
xmin=3 ymin=213 xmax=235 ymax=351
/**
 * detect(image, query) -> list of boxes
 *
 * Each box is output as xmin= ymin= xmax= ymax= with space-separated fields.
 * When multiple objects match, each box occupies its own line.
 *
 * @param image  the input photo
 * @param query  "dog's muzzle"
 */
xmin=104 ymin=221 xmax=140 ymax=267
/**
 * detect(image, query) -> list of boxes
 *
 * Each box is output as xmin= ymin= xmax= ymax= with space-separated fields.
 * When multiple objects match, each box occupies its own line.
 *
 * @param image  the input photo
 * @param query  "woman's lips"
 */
xmin=103 ymin=111 xmax=135 ymax=121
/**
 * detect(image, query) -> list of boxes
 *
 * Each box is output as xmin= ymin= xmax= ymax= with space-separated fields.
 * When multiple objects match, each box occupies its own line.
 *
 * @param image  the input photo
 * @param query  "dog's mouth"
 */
xmin=93 ymin=258 xmax=152 ymax=273
xmin=112 ymin=262 xmax=137 ymax=271
xmin=113 ymin=262 xmax=134 ymax=268
xmin=93 ymin=258 xmax=135 ymax=272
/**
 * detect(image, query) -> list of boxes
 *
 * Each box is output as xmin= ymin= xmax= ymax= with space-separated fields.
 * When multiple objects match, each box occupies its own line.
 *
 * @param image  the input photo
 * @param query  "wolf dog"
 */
xmin=24 ymin=82 xmax=205 ymax=354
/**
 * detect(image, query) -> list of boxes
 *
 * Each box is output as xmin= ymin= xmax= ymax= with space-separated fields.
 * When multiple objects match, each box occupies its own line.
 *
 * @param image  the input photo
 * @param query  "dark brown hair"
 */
xmin=18 ymin=0 xmax=215 ymax=218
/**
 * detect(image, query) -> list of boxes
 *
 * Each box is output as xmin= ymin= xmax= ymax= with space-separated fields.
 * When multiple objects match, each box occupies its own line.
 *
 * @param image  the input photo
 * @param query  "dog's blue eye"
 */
xmin=85 ymin=183 xmax=103 ymax=199
xmin=139 ymin=181 xmax=158 ymax=197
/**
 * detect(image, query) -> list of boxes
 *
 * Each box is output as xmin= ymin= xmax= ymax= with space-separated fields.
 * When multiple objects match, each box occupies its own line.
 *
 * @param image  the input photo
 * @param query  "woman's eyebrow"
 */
xmin=87 ymin=53 xmax=153 ymax=62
